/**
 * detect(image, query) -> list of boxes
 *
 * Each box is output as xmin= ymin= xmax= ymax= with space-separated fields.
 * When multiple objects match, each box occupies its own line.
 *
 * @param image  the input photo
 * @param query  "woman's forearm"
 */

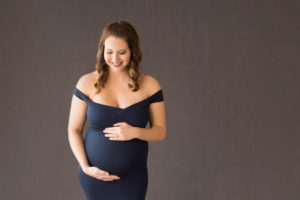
xmin=134 ymin=126 xmax=166 ymax=142
xmin=68 ymin=131 xmax=90 ymax=171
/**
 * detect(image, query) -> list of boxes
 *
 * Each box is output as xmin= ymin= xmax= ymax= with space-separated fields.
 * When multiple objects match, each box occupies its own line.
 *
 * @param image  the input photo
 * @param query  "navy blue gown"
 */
xmin=72 ymin=87 xmax=164 ymax=200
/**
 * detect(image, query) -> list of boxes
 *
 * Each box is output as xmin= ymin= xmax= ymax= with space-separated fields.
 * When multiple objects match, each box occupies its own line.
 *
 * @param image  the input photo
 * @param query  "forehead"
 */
xmin=104 ymin=36 xmax=129 ymax=50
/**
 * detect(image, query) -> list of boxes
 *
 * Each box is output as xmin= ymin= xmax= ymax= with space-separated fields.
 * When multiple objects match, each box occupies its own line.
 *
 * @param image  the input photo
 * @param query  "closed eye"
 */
xmin=106 ymin=52 xmax=126 ymax=55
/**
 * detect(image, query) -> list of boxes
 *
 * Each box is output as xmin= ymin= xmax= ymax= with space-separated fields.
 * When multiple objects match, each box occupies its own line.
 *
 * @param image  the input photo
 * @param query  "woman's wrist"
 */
xmin=81 ymin=164 xmax=90 ymax=172
xmin=133 ymin=127 xmax=141 ymax=139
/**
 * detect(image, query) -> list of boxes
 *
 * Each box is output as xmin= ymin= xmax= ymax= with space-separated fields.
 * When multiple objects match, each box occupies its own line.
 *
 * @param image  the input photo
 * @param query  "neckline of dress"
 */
xmin=74 ymin=87 xmax=162 ymax=110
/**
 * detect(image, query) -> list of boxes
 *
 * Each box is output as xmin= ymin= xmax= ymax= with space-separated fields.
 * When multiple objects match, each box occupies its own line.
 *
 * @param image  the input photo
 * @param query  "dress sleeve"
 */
xmin=150 ymin=89 xmax=164 ymax=103
xmin=73 ymin=88 xmax=87 ymax=101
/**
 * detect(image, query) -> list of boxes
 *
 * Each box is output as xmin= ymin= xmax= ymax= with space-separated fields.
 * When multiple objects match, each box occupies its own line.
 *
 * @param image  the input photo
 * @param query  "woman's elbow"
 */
xmin=158 ymin=127 xmax=166 ymax=141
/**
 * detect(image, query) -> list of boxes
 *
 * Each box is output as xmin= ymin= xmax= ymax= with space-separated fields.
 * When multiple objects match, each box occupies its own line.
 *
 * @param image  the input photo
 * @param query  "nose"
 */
xmin=112 ymin=53 xmax=120 ymax=62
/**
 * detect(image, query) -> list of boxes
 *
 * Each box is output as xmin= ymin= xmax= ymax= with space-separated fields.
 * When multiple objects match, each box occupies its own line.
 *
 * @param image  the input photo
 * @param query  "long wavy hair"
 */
xmin=94 ymin=20 xmax=143 ymax=93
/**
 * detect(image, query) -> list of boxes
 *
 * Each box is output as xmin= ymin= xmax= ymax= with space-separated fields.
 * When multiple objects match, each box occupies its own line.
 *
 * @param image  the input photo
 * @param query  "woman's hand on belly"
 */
xmin=103 ymin=122 xmax=138 ymax=141
xmin=83 ymin=166 xmax=121 ymax=181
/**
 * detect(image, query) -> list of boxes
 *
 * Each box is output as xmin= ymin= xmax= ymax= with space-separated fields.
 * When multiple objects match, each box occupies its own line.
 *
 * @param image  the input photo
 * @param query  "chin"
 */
xmin=110 ymin=65 xmax=126 ymax=71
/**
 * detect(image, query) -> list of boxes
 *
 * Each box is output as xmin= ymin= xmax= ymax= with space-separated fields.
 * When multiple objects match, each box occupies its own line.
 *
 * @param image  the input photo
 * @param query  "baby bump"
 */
xmin=84 ymin=127 xmax=149 ymax=175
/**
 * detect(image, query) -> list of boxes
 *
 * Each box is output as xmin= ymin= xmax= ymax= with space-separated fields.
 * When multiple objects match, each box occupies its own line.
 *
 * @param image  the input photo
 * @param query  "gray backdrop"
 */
xmin=1 ymin=0 xmax=299 ymax=199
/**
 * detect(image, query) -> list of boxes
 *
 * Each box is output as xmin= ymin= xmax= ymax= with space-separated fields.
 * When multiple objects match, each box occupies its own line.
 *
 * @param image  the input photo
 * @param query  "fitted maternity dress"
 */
xmin=72 ymin=87 xmax=164 ymax=200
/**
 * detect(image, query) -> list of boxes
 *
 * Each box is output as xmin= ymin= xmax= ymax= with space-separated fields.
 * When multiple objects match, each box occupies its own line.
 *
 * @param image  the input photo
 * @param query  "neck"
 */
xmin=107 ymin=69 xmax=130 ymax=84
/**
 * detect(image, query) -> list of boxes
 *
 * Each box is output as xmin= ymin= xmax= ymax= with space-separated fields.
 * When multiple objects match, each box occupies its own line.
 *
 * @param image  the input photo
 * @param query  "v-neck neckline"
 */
xmin=74 ymin=87 xmax=162 ymax=110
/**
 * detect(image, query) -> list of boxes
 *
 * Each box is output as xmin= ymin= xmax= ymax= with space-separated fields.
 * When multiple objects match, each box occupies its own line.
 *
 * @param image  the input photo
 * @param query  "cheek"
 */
xmin=104 ymin=54 xmax=110 ymax=61
xmin=123 ymin=54 xmax=131 ymax=62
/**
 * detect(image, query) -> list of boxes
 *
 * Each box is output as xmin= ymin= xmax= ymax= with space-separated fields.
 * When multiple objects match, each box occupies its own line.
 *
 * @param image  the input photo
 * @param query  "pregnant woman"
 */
xmin=67 ymin=20 xmax=166 ymax=200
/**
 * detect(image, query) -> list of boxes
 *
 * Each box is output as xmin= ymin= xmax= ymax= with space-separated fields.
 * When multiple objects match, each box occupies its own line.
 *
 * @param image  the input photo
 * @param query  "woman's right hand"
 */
xmin=82 ymin=166 xmax=121 ymax=181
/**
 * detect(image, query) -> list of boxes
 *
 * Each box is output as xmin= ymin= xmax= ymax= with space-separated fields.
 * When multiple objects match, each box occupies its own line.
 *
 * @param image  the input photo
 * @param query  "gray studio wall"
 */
xmin=1 ymin=0 xmax=299 ymax=199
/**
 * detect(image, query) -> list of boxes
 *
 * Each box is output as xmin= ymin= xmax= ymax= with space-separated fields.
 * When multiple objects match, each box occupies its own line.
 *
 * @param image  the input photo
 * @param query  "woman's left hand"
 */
xmin=103 ymin=122 xmax=138 ymax=141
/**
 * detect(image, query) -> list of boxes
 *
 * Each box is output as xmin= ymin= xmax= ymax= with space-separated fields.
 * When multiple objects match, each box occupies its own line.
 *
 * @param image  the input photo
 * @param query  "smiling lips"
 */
xmin=112 ymin=62 xmax=122 ymax=67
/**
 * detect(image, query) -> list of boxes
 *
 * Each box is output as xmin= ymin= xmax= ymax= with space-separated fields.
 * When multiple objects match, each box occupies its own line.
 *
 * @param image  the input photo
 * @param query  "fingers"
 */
xmin=96 ymin=168 xmax=109 ymax=176
xmin=101 ymin=175 xmax=121 ymax=181
xmin=113 ymin=122 xmax=124 ymax=126
xmin=103 ymin=126 xmax=119 ymax=133
xmin=104 ymin=133 xmax=117 ymax=138
xmin=86 ymin=166 xmax=121 ymax=181
xmin=104 ymin=132 xmax=123 ymax=141
xmin=94 ymin=168 xmax=120 ymax=181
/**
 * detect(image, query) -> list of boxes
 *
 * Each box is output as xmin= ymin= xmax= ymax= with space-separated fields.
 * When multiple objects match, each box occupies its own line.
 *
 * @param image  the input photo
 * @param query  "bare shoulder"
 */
xmin=141 ymin=74 xmax=163 ymax=95
xmin=75 ymin=71 xmax=97 ymax=95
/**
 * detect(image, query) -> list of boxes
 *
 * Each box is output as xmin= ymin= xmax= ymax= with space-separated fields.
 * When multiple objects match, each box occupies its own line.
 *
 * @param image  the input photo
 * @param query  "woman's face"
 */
xmin=104 ymin=36 xmax=131 ymax=72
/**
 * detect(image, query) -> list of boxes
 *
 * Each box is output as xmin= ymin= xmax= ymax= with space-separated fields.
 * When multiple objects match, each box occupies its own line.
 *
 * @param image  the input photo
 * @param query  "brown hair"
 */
xmin=94 ymin=20 xmax=143 ymax=93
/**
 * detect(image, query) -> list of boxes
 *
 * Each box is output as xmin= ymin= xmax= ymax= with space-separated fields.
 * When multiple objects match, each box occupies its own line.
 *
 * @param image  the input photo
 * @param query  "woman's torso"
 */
xmin=75 ymin=71 xmax=158 ymax=176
